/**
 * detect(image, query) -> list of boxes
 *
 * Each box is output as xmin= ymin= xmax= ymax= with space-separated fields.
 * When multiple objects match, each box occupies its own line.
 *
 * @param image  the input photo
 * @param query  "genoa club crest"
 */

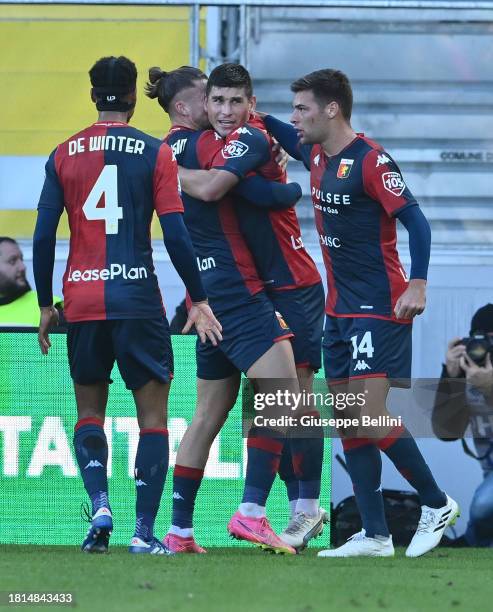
xmin=337 ymin=158 xmax=354 ymax=179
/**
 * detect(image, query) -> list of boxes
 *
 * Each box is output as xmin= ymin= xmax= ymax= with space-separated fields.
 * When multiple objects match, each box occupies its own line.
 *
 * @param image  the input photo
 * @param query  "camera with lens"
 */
xmin=458 ymin=332 xmax=493 ymax=366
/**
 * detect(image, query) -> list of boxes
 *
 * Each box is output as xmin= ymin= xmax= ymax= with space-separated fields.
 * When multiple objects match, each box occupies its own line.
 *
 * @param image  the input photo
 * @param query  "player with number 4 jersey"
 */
xmin=33 ymin=56 xmax=221 ymax=557
xmin=39 ymin=123 xmax=185 ymax=322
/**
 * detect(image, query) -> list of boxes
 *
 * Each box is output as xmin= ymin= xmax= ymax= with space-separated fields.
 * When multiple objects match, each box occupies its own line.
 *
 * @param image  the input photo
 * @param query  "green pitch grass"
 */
xmin=1 ymin=546 xmax=492 ymax=612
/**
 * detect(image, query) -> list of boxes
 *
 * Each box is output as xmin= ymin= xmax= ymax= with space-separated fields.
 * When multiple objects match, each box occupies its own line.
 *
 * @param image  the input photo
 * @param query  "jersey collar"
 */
xmin=93 ymin=121 xmax=129 ymax=128
xmin=322 ymin=133 xmax=363 ymax=160
xmin=169 ymin=124 xmax=195 ymax=134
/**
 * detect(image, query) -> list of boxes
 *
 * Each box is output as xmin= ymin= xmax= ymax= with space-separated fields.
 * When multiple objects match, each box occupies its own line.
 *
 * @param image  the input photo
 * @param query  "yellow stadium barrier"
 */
xmin=0 ymin=4 xmax=206 ymax=239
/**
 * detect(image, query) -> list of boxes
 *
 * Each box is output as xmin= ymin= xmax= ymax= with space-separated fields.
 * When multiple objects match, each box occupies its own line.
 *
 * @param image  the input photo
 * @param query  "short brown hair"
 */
xmin=291 ymin=69 xmax=353 ymax=121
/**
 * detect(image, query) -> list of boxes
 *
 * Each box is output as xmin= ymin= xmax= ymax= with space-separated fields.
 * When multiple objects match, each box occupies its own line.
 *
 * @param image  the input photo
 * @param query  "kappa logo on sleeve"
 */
xmin=382 ymin=171 xmax=406 ymax=196
xmin=376 ymin=153 xmax=391 ymax=167
xmin=222 ymin=140 xmax=249 ymax=159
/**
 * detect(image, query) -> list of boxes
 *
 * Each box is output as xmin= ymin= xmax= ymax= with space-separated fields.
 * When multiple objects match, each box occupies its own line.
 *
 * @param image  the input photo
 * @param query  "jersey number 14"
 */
xmin=82 ymin=165 xmax=123 ymax=234
xmin=350 ymin=332 xmax=375 ymax=359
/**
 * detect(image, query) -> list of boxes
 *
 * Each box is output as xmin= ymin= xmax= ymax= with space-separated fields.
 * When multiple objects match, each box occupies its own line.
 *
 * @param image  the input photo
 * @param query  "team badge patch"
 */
xmin=275 ymin=311 xmax=289 ymax=330
xmin=337 ymin=158 xmax=354 ymax=179
xmin=222 ymin=140 xmax=249 ymax=159
xmin=382 ymin=171 xmax=406 ymax=196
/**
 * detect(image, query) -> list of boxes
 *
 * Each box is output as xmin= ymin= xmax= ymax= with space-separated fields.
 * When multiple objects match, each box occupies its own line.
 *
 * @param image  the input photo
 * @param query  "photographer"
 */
xmin=432 ymin=304 xmax=493 ymax=547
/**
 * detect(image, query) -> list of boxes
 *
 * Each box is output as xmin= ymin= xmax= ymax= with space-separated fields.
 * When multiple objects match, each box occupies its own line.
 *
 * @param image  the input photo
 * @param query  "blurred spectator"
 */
xmin=0 ymin=237 xmax=62 ymax=327
xmin=432 ymin=304 xmax=493 ymax=546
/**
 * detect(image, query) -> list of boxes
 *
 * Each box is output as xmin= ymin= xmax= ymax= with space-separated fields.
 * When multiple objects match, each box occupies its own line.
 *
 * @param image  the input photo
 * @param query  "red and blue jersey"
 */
xmin=37 ymin=121 xmax=183 ymax=322
xmin=213 ymin=117 xmax=321 ymax=290
xmin=299 ymin=135 xmax=415 ymax=321
xmin=165 ymin=126 xmax=264 ymax=310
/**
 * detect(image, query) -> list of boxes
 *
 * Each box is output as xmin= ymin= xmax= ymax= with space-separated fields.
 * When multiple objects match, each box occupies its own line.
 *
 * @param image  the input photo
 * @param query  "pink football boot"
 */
xmin=163 ymin=533 xmax=207 ymax=554
xmin=227 ymin=511 xmax=296 ymax=554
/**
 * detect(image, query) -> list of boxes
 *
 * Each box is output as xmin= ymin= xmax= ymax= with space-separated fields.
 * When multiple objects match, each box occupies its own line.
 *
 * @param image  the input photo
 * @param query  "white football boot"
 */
xmin=406 ymin=494 xmax=460 ymax=558
xmin=280 ymin=507 xmax=329 ymax=551
xmin=318 ymin=529 xmax=394 ymax=558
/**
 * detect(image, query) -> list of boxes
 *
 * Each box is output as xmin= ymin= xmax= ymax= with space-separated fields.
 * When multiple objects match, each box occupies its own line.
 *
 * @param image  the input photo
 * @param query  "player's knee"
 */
xmin=191 ymin=406 xmax=228 ymax=437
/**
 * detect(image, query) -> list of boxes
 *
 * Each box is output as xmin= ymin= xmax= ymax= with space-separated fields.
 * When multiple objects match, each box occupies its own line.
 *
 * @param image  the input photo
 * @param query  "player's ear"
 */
xmin=325 ymin=100 xmax=339 ymax=120
xmin=90 ymin=88 xmax=97 ymax=104
xmin=249 ymin=95 xmax=257 ymax=113
xmin=175 ymin=99 xmax=188 ymax=117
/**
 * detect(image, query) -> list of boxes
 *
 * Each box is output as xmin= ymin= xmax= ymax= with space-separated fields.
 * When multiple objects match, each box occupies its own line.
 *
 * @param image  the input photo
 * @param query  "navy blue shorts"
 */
xmin=323 ymin=315 xmax=412 ymax=384
xmin=196 ymin=291 xmax=292 ymax=380
xmin=67 ymin=317 xmax=173 ymax=390
xmin=267 ymin=283 xmax=324 ymax=371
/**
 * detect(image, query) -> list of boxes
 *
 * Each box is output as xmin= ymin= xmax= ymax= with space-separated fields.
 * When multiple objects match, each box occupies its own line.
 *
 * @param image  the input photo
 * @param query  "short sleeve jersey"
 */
xmin=298 ymin=135 xmax=416 ymax=321
xmin=37 ymin=121 xmax=183 ymax=323
xmin=165 ymin=126 xmax=264 ymax=310
xmin=211 ymin=116 xmax=320 ymax=290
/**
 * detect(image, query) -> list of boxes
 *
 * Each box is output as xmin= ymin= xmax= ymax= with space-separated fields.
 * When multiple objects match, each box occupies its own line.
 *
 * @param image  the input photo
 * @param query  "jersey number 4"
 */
xmin=82 ymin=165 xmax=123 ymax=234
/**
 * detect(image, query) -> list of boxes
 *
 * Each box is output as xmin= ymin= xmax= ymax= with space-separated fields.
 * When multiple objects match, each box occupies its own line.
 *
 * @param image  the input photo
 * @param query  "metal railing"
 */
xmin=3 ymin=0 xmax=493 ymax=67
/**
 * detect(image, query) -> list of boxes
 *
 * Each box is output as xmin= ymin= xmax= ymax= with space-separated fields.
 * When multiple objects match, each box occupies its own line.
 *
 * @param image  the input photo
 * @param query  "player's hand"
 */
xmin=460 ymin=352 xmax=493 ymax=396
xmin=445 ymin=337 xmax=466 ymax=377
xmin=182 ymin=301 xmax=223 ymax=345
xmin=272 ymin=139 xmax=289 ymax=172
xmin=394 ymin=279 xmax=426 ymax=320
xmin=38 ymin=305 xmax=59 ymax=355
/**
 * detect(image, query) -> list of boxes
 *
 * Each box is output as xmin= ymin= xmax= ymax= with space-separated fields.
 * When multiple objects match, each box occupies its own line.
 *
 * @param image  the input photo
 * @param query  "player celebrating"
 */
xmin=260 ymin=68 xmax=459 ymax=557
xmin=176 ymin=63 xmax=329 ymax=550
xmin=147 ymin=65 xmax=315 ymax=555
xmin=32 ymin=56 xmax=221 ymax=555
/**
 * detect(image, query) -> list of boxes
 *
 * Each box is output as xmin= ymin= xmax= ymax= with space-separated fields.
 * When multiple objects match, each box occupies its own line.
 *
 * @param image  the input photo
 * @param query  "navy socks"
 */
xmin=242 ymin=427 xmax=284 ymax=506
xmin=171 ymin=465 xmax=204 ymax=529
xmin=133 ymin=429 xmax=169 ymax=541
xmin=379 ymin=426 xmax=446 ymax=508
xmin=343 ymin=440 xmax=389 ymax=538
xmin=73 ymin=417 xmax=109 ymax=515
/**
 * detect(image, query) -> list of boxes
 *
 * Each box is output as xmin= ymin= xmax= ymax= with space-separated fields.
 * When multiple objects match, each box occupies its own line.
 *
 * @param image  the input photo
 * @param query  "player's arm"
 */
xmin=33 ymin=149 xmax=64 ymax=354
xmin=178 ymin=166 xmax=237 ymax=202
xmin=260 ymin=114 xmax=301 ymax=159
xmin=179 ymin=166 xmax=301 ymax=209
xmin=259 ymin=113 xmax=313 ymax=170
xmin=178 ymin=128 xmax=272 ymax=202
xmin=159 ymin=214 xmax=222 ymax=345
xmin=397 ymin=205 xmax=431 ymax=284
xmin=394 ymin=205 xmax=431 ymax=319
xmin=362 ymin=149 xmax=430 ymax=319
xmin=233 ymin=175 xmax=302 ymax=210
xmin=154 ymin=144 xmax=222 ymax=344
